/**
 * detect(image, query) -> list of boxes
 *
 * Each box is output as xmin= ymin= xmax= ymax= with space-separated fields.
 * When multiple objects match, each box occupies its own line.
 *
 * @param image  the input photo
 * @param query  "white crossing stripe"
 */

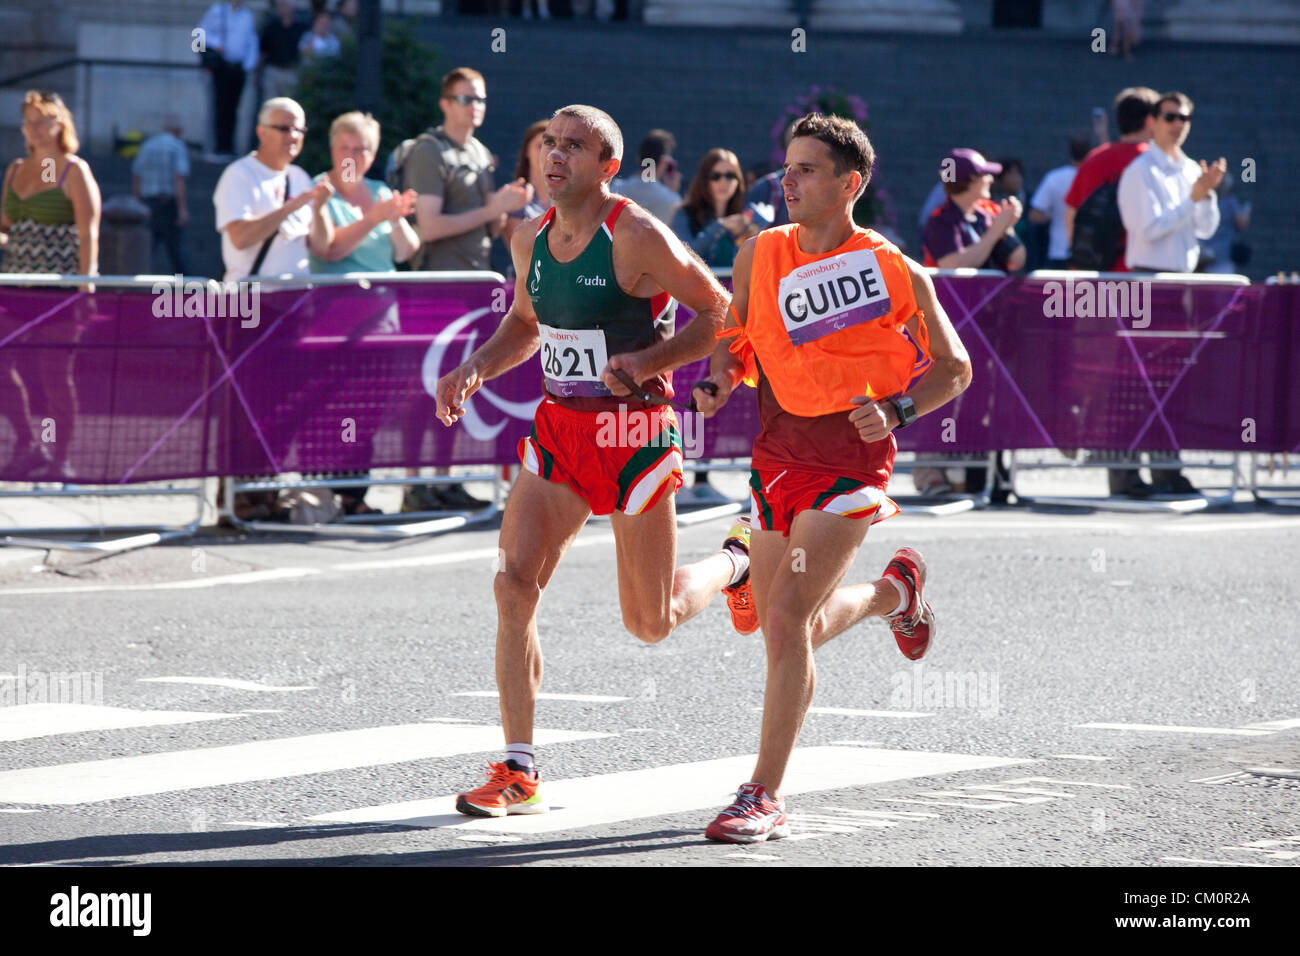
xmin=311 ymin=746 xmax=1025 ymax=834
xmin=0 ymin=703 xmax=240 ymax=743
xmin=454 ymin=691 xmax=630 ymax=703
xmin=140 ymin=677 xmax=315 ymax=692
xmin=1050 ymin=754 xmax=1110 ymax=761
xmin=1240 ymin=718 xmax=1300 ymax=731
xmin=1077 ymin=723 xmax=1272 ymax=736
xmin=0 ymin=723 xmax=609 ymax=805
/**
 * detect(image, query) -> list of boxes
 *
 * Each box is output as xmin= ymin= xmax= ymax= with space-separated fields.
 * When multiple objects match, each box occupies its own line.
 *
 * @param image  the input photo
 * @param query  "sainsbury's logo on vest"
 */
xmin=778 ymin=248 xmax=893 ymax=346
xmin=575 ymin=274 xmax=606 ymax=287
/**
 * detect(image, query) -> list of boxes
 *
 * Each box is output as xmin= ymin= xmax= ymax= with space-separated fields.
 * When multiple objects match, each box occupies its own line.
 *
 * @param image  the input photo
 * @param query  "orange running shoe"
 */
xmin=722 ymin=518 xmax=758 ymax=635
xmin=455 ymin=760 xmax=547 ymax=817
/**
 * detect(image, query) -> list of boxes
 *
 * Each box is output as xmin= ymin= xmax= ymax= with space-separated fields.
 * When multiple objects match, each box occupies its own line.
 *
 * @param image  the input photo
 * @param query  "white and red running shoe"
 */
xmin=705 ymin=782 xmax=789 ymax=844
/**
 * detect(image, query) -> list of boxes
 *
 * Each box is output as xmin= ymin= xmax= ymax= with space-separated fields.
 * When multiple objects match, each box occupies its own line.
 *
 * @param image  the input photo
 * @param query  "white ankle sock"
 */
xmin=505 ymin=743 xmax=535 ymax=771
xmin=886 ymin=578 xmax=909 ymax=617
xmin=722 ymin=548 xmax=749 ymax=588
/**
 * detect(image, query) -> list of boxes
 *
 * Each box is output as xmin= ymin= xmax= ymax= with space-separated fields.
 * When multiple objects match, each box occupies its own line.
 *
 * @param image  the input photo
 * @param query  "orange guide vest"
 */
xmin=723 ymin=224 xmax=931 ymax=416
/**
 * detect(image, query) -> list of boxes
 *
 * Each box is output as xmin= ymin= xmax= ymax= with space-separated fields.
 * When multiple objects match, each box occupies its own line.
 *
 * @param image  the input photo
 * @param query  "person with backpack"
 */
xmin=390 ymin=67 xmax=531 ymax=512
xmin=1062 ymin=86 xmax=1186 ymax=499
xmin=392 ymin=66 xmax=531 ymax=273
xmin=1063 ymin=86 xmax=1159 ymax=272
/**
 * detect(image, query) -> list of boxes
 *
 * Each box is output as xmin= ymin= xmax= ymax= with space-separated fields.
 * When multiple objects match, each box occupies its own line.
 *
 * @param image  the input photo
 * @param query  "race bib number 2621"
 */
xmin=778 ymin=248 xmax=893 ymax=346
xmin=538 ymin=324 xmax=610 ymax=397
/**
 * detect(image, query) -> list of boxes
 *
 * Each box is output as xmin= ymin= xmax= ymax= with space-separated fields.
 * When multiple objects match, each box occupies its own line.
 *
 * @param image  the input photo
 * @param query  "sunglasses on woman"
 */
xmin=709 ymin=171 xmax=739 ymax=182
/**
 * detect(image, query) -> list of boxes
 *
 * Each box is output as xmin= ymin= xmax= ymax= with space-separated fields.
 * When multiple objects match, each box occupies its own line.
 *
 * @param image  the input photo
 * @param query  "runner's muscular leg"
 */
xmin=608 ymin=490 xmax=735 ymax=644
xmin=494 ymin=469 xmax=591 ymax=744
xmin=749 ymin=509 xmax=870 ymax=794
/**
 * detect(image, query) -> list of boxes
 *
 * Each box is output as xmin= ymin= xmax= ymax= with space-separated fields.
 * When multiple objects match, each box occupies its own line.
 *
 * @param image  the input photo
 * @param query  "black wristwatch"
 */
xmin=889 ymin=395 xmax=918 ymax=429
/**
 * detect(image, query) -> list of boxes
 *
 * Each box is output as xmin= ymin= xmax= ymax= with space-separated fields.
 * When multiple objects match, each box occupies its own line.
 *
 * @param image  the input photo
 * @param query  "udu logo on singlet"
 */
xmin=779 ymin=248 xmax=893 ymax=346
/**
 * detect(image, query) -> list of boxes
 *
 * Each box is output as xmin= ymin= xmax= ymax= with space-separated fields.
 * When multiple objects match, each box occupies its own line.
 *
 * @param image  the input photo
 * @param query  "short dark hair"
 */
xmin=441 ymin=67 xmax=485 ymax=98
xmin=1156 ymin=91 xmax=1194 ymax=116
xmin=790 ymin=112 xmax=874 ymax=199
xmin=514 ymin=118 xmax=549 ymax=182
xmin=1067 ymin=133 xmax=1091 ymax=162
xmin=552 ymin=104 xmax=623 ymax=164
xmin=637 ymin=129 xmax=676 ymax=165
xmin=943 ymin=175 xmax=974 ymax=197
xmin=1113 ymin=86 xmax=1160 ymax=135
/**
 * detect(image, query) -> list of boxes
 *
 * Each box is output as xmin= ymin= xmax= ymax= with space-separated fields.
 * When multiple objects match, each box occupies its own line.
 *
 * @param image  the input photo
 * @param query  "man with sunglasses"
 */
xmin=1117 ymin=91 xmax=1224 ymax=273
xmin=213 ymin=97 xmax=331 ymax=282
xmin=404 ymin=67 xmax=532 ymax=274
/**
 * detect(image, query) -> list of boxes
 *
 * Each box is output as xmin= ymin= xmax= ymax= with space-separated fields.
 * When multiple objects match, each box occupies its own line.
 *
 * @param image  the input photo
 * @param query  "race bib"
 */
xmin=538 ymin=324 xmax=610 ymax=397
xmin=778 ymin=248 xmax=893 ymax=346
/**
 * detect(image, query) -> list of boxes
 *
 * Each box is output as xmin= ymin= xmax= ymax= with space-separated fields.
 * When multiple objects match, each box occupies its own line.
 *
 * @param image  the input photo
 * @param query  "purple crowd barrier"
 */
xmin=0 ymin=273 xmax=1295 ymax=485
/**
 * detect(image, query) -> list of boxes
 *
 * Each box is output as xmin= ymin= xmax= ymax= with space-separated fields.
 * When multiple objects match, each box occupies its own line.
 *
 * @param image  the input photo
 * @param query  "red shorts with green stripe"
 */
xmin=748 ymin=468 xmax=900 ymax=536
xmin=519 ymin=400 xmax=684 ymax=516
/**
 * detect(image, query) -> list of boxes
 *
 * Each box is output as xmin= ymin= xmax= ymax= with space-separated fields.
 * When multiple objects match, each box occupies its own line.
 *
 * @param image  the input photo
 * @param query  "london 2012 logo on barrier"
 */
xmin=421 ymin=308 xmax=543 ymax=441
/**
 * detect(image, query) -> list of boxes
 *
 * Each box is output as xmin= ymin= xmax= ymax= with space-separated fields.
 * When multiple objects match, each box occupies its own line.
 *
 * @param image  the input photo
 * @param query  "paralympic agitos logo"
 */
xmin=422 ymin=309 xmax=542 ymax=442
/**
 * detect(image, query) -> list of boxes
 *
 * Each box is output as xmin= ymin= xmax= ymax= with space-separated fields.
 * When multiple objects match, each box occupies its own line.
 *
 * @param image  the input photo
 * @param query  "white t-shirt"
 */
xmin=1029 ymin=164 xmax=1078 ymax=261
xmin=213 ymin=154 xmax=315 ymax=281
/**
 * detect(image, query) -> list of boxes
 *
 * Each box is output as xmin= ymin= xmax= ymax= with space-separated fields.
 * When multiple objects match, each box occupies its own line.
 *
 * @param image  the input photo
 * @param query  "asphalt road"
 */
xmin=0 ymin=501 xmax=1297 ymax=871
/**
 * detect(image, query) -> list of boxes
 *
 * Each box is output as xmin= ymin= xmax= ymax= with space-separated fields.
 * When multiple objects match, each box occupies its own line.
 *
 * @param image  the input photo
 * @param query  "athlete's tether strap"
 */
xmin=609 ymin=368 xmax=716 ymax=414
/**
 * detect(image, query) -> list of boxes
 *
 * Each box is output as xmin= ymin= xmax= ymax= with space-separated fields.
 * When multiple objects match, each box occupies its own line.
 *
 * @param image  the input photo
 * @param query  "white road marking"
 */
xmin=818 ymin=806 xmax=939 ymax=820
xmin=422 ymin=717 xmax=473 ymax=723
xmin=1004 ymin=776 xmax=1131 ymax=789
xmin=1192 ymin=771 xmax=1248 ymax=785
xmin=457 ymin=833 xmax=523 ymax=843
xmin=241 ymin=709 xmax=285 ymax=714
xmin=724 ymin=852 xmax=780 ymax=861
xmin=1241 ymin=718 xmax=1300 ymax=730
xmin=311 ymin=746 xmax=1026 ymax=833
xmin=455 ymin=691 xmax=630 ymax=703
xmin=140 ymin=677 xmax=315 ymax=692
xmin=1050 ymin=754 xmax=1110 ymax=761
xmin=881 ymin=797 xmax=1016 ymax=810
xmin=0 ymin=703 xmax=240 ymax=742
xmin=0 ymin=808 xmax=40 ymax=813
xmin=217 ymin=820 xmax=283 ymax=828
xmin=331 ymin=547 xmax=503 ymax=572
xmin=0 ymin=567 xmax=319 ymax=596
xmin=1078 ymin=722 xmax=1273 ymax=736
xmin=1163 ymin=857 xmax=1276 ymax=867
xmin=0 ymin=723 xmax=609 ymax=805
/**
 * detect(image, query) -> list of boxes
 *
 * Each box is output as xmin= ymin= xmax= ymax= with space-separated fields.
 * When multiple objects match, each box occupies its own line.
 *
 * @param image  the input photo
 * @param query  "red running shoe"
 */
xmin=882 ymin=547 xmax=935 ymax=660
xmin=705 ymin=782 xmax=789 ymax=843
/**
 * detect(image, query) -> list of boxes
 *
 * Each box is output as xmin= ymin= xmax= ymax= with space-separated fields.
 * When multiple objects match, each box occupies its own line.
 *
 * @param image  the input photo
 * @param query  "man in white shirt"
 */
xmin=1117 ymin=91 xmax=1224 ymax=273
xmin=1028 ymin=135 xmax=1089 ymax=268
xmin=197 ymin=0 xmax=261 ymax=156
xmin=213 ymin=97 xmax=331 ymax=281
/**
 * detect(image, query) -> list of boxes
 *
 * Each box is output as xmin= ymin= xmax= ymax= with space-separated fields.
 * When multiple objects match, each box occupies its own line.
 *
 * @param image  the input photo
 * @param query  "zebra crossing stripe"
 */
xmin=0 ymin=723 xmax=610 ymax=806
xmin=311 ymin=746 xmax=1026 ymax=834
xmin=0 ymin=703 xmax=240 ymax=743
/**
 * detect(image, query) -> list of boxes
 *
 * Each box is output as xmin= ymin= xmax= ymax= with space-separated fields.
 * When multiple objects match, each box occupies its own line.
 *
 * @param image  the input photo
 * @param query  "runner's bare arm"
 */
xmin=695 ymin=239 xmax=754 ymax=418
xmin=602 ymin=206 xmax=731 ymax=394
xmin=434 ymin=218 xmax=543 ymax=426
xmin=849 ymin=256 xmax=973 ymax=441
